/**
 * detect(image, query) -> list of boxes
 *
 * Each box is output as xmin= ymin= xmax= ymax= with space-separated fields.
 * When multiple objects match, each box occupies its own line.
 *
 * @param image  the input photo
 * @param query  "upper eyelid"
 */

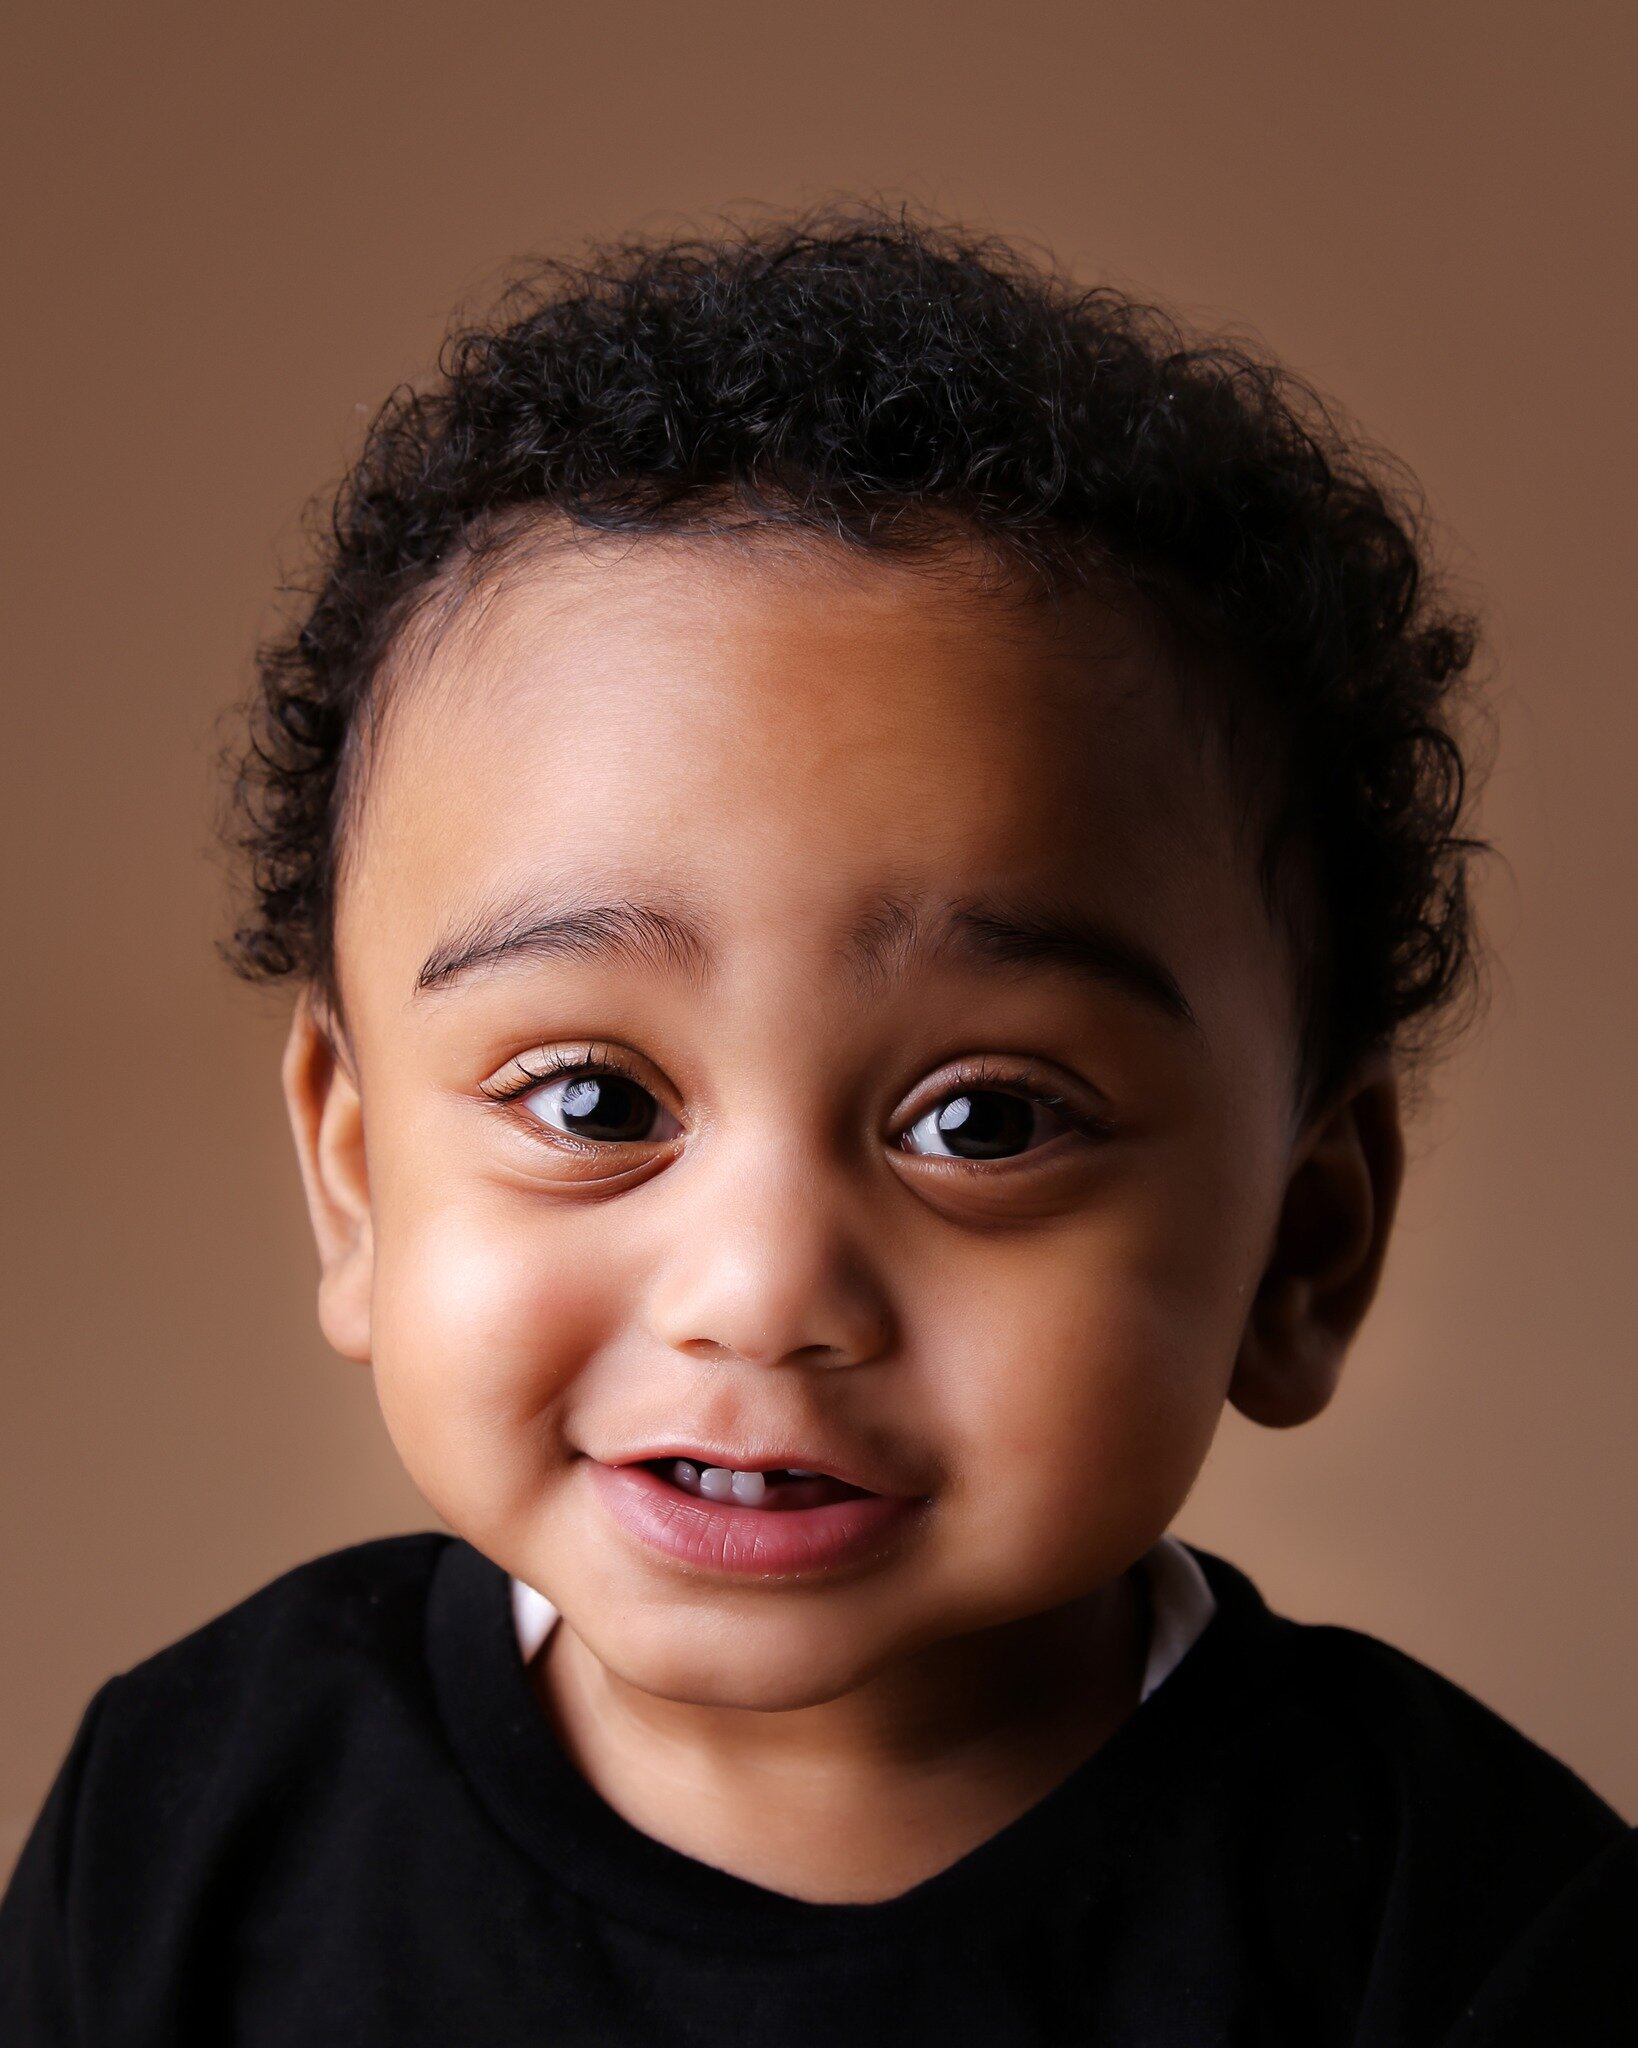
xmin=482 ymin=1043 xmax=648 ymax=1099
xmin=899 ymin=1082 xmax=1062 ymax=1135
xmin=895 ymin=1057 xmax=1110 ymax=1125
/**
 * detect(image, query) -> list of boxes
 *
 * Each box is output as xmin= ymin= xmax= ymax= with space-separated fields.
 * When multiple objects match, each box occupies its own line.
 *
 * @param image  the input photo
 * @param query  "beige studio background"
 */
xmin=3 ymin=0 xmax=1634 ymax=1869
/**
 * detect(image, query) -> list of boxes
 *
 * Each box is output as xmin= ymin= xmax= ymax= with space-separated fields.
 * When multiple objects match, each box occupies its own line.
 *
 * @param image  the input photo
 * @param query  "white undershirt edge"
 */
xmin=509 ymin=1532 xmax=1216 ymax=1705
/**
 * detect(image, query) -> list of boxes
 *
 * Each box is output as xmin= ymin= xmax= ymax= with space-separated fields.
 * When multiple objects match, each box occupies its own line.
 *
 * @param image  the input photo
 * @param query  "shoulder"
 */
xmin=0 ymin=1534 xmax=461 ymax=2030
xmin=80 ymin=1533 xmax=455 ymax=1820
xmin=1288 ymin=1607 xmax=1627 ymax=1919
xmin=1190 ymin=1549 xmax=1634 ymax=2041
xmin=1193 ymin=1546 xmax=1623 ymax=1842
xmin=106 ymin=1530 xmax=450 ymax=1695
xmin=1289 ymin=1610 xmax=1622 ymax=1844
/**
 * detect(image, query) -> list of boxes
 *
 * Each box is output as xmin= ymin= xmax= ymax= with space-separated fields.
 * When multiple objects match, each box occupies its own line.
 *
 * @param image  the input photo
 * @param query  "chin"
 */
xmin=596 ymin=1624 xmax=882 ymax=1713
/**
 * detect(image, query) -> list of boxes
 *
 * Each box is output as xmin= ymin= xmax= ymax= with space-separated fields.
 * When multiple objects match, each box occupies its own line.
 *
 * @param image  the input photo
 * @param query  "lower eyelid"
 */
xmin=495 ymin=1109 xmax=677 ymax=1172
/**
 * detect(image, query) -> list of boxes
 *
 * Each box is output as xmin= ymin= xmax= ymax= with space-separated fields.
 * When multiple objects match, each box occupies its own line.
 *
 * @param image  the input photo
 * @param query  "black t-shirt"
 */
xmin=1 ymin=1533 xmax=1631 ymax=2045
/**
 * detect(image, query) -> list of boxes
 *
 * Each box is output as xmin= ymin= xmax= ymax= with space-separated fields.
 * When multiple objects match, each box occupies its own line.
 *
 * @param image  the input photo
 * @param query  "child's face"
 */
xmin=292 ymin=534 xmax=1384 ymax=1711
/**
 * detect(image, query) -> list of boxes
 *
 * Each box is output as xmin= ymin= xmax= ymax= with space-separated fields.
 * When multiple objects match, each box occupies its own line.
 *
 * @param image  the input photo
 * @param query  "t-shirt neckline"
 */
xmin=425 ymin=1536 xmax=1282 ymax=1950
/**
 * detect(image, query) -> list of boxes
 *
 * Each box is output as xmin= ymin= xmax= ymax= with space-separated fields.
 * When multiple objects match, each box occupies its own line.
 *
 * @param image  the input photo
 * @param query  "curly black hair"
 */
xmin=228 ymin=206 xmax=1483 ymax=1108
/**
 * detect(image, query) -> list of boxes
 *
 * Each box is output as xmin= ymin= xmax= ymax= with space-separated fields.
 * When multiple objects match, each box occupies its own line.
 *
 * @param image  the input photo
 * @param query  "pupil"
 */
xmin=559 ymin=1075 xmax=653 ymax=1141
xmin=935 ymin=1090 xmax=1035 ymax=1158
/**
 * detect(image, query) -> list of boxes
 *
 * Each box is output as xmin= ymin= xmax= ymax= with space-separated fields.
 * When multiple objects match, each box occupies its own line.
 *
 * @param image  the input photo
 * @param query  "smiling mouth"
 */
xmin=592 ymin=1454 xmax=918 ymax=1577
xmin=636 ymin=1457 xmax=874 ymax=1512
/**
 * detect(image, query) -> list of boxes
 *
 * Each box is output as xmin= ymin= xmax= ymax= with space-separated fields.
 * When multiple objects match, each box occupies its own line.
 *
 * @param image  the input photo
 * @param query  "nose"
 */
xmin=642 ymin=1146 xmax=894 ymax=1371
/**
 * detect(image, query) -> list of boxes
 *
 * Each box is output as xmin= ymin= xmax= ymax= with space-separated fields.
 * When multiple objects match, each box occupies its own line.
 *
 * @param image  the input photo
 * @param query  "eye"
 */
xmin=899 ymin=1085 xmax=1083 ymax=1162
xmin=497 ymin=1058 xmax=682 ymax=1148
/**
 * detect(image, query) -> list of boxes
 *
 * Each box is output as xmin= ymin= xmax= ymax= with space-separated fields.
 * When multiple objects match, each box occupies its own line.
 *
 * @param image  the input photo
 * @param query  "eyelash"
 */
xmin=481 ymin=1043 xmax=649 ymax=1107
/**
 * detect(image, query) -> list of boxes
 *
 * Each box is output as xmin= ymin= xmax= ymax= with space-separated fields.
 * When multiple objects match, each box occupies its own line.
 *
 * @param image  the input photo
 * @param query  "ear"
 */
xmin=1229 ymin=1055 xmax=1405 ymax=1429
xmin=281 ymin=995 xmax=373 ymax=1363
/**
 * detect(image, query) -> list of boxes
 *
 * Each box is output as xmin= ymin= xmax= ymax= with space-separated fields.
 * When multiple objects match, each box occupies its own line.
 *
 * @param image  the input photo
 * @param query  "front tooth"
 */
xmin=698 ymin=1466 xmax=736 ymax=1502
xmin=730 ymin=1469 xmax=767 ymax=1505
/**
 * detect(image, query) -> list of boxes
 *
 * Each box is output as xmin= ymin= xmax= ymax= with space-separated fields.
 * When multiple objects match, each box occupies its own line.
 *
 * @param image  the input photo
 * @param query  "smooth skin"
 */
xmin=284 ymin=532 xmax=1403 ymax=1902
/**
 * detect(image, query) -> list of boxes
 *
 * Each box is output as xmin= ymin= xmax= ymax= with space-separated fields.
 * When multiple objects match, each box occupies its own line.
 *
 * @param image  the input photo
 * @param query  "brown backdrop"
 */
xmin=4 ymin=0 xmax=1634 ymax=1871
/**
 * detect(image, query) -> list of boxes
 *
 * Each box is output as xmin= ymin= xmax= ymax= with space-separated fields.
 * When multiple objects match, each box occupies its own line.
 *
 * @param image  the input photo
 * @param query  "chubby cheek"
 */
xmin=924 ymin=1195 xmax=1263 ymax=1614
xmin=365 ymin=1189 xmax=607 ymax=1538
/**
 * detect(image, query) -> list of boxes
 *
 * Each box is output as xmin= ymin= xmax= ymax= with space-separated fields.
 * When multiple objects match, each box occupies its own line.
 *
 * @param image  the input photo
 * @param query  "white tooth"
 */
xmin=698 ymin=1466 xmax=736 ymax=1502
xmin=673 ymin=1460 xmax=700 ymax=1491
xmin=786 ymin=1468 xmax=820 ymax=1479
xmin=730 ymin=1469 xmax=767 ymax=1505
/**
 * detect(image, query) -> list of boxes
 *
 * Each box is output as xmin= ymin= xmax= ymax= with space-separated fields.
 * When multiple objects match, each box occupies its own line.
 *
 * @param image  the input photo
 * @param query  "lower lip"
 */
xmin=587 ymin=1461 xmax=919 ymax=1578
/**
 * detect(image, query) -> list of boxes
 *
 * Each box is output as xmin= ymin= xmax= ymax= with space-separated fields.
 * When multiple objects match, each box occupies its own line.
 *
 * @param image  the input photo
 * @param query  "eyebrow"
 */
xmin=414 ymin=890 xmax=1197 ymax=1029
xmin=416 ymin=898 xmax=711 ymax=993
xmin=857 ymin=897 xmax=1198 ymax=1028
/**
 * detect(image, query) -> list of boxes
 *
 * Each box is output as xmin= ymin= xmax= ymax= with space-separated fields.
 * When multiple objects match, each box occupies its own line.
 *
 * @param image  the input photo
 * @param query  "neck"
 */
xmin=534 ymin=1572 xmax=1146 ymax=1904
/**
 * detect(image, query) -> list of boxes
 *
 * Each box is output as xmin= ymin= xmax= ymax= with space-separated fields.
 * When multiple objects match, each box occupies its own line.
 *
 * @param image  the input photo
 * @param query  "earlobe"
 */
xmin=1229 ymin=1057 xmax=1405 ymax=1429
xmin=281 ymin=995 xmax=374 ymax=1364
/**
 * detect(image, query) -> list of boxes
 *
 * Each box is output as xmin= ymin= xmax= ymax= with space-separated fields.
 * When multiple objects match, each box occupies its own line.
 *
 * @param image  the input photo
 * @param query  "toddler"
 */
xmin=2 ymin=210 xmax=1630 ymax=2045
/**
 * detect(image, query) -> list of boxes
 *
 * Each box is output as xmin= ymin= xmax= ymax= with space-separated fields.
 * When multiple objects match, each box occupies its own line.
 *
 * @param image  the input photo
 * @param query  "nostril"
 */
xmin=793 ymin=1343 xmax=849 ymax=1366
xmin=675 ymin=1339 xmax=864 ymax=1371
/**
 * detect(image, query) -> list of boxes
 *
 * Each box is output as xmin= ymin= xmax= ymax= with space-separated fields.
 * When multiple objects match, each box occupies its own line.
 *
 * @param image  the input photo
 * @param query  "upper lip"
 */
xmin=595 ymin=1442 xmax=903 ymax=1497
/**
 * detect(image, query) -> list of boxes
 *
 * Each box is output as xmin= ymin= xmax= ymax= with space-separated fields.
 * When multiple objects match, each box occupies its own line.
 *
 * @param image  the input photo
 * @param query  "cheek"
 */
xmin=920 ymin=1190 xmax=1264 ymax=1599
xmin=365 ymin=1194 xmax=610 ymax=1514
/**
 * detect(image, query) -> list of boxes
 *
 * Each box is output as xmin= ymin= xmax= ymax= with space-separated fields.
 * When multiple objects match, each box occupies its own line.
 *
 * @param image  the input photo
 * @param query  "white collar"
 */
xmin=509 ymin=1532 xmax=1215 ymax=1704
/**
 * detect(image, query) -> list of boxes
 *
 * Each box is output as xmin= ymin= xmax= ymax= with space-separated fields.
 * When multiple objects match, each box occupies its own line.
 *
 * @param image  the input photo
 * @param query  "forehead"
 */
xmin=338 ymin=534 xmax=1275 ymax=1019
